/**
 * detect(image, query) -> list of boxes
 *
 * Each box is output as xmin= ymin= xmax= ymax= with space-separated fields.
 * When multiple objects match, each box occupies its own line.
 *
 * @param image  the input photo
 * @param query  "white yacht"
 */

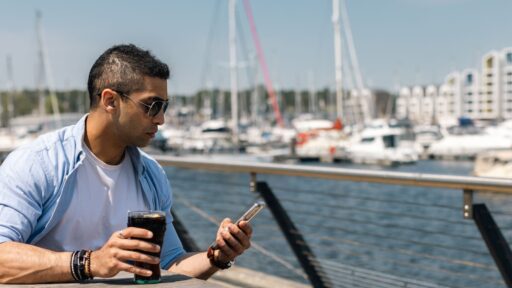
xmin=428 ymin=126 xmax=512 ymax=159
xmin=473 ymin=150 xmax=512 ymax=178
xmin=346 ymin=124 xmax=419 ymax=165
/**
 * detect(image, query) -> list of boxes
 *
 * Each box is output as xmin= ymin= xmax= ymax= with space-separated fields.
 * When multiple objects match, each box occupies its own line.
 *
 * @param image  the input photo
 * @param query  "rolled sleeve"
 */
xmin=0 ymin=148 xmax=49 ymax=244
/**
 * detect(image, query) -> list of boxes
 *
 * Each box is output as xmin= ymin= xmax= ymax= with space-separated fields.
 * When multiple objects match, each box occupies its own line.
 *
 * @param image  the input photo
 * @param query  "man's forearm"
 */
xmin=168 ymin=252 xmax=219 ymax=280
xmin=0 ymin=241 xmax=73 ymax=284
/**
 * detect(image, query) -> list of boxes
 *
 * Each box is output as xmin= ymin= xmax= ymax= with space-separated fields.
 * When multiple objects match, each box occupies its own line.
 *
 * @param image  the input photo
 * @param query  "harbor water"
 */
xmin=165 ymin=159 xmax=512 ymax=288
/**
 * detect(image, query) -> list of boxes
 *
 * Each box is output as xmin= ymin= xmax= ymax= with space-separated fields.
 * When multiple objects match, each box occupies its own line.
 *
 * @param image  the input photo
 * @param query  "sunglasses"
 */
xmin=112 ymin=90 xmax=169 ymax=117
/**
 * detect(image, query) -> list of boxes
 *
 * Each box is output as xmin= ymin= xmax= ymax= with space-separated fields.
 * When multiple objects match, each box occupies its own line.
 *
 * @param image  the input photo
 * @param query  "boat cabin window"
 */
xmin=361 ymin=137 xmax=375 ymax=143
xmin=383 ymin=135 xmax=397 ymax=148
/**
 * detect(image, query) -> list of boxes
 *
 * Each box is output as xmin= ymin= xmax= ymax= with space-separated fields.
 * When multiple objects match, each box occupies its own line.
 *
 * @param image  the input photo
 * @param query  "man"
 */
xmin=0 ymin=44 xmax=252 ymax=283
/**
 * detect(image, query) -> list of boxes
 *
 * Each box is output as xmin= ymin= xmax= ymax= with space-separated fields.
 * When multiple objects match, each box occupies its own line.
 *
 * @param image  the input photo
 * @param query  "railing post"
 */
xmin=250 ymin=172 xmax=257 ymax=193
xmin=255 ymin=181 xmax=332 ymax=288
xmin=463 ymin=189 xmax=473 ymax=219
xmin=171 ymin=210 xmax=200 ymax=252
xmin=473 ymin=204 xmax=512 ymax=287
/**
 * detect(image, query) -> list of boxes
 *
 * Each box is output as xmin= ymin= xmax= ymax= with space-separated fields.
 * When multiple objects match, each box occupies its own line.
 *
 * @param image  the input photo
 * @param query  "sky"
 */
xmin=0 ymin=0 xmax=510 ymax=95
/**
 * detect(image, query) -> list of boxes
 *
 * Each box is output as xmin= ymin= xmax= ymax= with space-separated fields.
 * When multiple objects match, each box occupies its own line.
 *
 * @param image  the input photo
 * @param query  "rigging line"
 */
xmin=340 ymin=0 xmax=364 ymax=90
xmin=287 ymin=206 xmax=483 ymax=241
xmin=276 ymin=196 xmax=472 ymax=226
xmin=235 ymin=6 xmax=256 ymax=91
xmin=199 ymin=0 xmax=223 ymax=89
xmin=174 ymin=196 xmax=308 ymax=279
xmin=297 ymin=222 xmax=488 ymax=256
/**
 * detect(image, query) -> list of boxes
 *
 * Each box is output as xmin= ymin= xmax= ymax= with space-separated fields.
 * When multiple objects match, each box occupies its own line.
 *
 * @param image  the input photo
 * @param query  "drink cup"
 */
xmin=127 ymin=211 xmax=166 ymax=284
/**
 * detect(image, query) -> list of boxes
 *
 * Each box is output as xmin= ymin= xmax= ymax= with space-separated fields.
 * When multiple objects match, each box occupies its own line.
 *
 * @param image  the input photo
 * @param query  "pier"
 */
xmin=156 ymin=155 xmax=512 ymax=288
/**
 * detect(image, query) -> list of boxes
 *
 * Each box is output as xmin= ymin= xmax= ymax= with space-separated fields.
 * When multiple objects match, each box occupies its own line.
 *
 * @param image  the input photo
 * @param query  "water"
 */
xmin=165 ymin=159 xmax=510 ymax=288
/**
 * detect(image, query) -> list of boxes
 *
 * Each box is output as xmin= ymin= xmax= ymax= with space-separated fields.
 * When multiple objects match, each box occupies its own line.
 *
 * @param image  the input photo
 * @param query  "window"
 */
xmin=486 ymin=57 xmax=494 ymax=68
xmin=466 ymin=74 xmax=473 ymax=85
xmin=361 ymin=137 xmax=375 ymax=143
xmin=508 ymin=52 xmax=512 ymax=64
xmin=383 ymin=135 xmax=397 ymax=148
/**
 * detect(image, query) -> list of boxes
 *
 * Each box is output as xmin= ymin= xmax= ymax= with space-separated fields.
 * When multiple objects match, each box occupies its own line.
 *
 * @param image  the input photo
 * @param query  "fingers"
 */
xmin=111 ymin=228 xmax=160 ymax=254
xmin=226 ymin=224 xmax=251 ymax=251
xmin=116 ymin=238 xmax=160 ymax=254
xmin=118 ymin=261 xmax=153 ymax=277
xmin=215 ymin=236 xmax=237 ymax=260
xmin=115 ymin=249 xmax=160 ymax=265
xmin=237 ymin=220 xmax=253 ymax=237
xmin=118 ymin=227 xmax=153 ymax=239
xmin=214 ymin=218 xmax=253 ymax=260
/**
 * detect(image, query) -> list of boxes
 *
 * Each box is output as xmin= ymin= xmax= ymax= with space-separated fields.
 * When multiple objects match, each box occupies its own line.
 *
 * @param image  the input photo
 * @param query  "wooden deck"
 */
xmin=0 ymin=271 xmax=223 ymax=288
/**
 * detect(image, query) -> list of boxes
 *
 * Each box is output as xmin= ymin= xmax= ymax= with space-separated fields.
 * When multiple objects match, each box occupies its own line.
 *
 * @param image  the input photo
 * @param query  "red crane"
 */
xmin=242 ymin=0 xmax=284 ymax=127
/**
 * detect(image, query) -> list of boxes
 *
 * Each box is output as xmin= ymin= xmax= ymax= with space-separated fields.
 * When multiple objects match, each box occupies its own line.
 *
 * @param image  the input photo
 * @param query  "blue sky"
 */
xmin=0 ymin=0 xmax=510 ymax=94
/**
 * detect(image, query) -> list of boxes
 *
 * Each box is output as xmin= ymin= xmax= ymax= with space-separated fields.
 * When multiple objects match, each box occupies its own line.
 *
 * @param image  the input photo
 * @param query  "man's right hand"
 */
xmin=90 ymin=227 xmax=161 ymax=278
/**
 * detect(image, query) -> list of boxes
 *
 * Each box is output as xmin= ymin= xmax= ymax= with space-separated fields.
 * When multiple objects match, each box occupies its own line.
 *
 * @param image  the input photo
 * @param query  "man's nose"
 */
xmin=153 ymin=109 xmax=165 ymax=125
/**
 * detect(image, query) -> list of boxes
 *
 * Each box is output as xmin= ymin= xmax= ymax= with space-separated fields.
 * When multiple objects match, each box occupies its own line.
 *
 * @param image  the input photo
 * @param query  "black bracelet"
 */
xmin=78 ymin=250 xmax=87 ymax=281
xmin=69 ymin=251 xmax=79 ymax=281
xmin=70 ymin=250 xmax=93 ymax=282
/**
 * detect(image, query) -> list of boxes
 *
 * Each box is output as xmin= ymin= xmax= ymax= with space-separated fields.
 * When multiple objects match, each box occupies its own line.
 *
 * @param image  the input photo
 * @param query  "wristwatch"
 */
xmin=207 ymin=246 xmax=234 ymax=270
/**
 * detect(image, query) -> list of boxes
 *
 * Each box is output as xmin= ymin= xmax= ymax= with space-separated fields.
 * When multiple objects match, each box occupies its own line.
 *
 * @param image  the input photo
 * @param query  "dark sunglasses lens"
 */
xmin=149 ymin=101 xmax=167 ymax=117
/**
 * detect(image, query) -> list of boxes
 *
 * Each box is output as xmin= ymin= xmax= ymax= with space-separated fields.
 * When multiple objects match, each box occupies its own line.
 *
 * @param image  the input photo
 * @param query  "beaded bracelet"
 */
xmin=69 ymin=251 xmax=79 ymax=281
xmin=70 ymin=250 xmax=94 ymax=281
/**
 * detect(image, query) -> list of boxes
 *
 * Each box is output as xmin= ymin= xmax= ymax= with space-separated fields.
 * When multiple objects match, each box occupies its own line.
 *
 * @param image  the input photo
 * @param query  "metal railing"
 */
xmin=154 ymin=155 xmax=512 ymax=288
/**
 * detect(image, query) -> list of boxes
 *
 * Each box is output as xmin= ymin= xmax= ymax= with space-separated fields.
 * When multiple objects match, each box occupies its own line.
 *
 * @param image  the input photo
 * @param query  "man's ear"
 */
xmin=100 ymin=89 xmax=118 ymax=113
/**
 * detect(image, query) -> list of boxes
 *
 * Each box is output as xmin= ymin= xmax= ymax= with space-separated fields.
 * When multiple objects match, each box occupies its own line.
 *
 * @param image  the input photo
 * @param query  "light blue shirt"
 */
xmin=0 ymin=115 xmax=185 ymax=269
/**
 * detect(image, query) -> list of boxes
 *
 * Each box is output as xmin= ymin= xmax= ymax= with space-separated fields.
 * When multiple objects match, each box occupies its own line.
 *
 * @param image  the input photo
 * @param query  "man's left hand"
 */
xmin=212 ymin=218 xmax=253 ymax=263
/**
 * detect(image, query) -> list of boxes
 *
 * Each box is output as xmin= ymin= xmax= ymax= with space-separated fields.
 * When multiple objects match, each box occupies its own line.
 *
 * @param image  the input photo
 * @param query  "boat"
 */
xmin=473 ymin=150 xmax=512 ymax=178
xmin=428 ymin=125 xmax=512 ymax=159
xmin=292 ymin=117 xmax=348 ymax=161
xmin=346 ymin=123 xmax=419 ymax=165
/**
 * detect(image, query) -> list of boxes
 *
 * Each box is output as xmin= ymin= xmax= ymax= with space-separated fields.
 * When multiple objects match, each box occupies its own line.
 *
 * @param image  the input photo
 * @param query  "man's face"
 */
xmin=115 ymin=77 xmax=168 ymax=148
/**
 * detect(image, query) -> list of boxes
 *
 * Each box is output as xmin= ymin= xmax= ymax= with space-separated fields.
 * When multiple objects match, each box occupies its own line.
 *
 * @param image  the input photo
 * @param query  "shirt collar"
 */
xmin=72 ymin=114 xmax=145 ymax=177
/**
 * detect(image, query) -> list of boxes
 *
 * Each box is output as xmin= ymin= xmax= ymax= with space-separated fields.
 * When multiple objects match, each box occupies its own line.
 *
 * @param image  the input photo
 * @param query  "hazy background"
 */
xmin=0 ymin=0 xmax=510 ymax=95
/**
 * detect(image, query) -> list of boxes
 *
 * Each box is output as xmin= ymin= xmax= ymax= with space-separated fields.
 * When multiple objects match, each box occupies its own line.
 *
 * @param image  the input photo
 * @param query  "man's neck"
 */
xmin=84 ymin=113 xmax=126 ymax=165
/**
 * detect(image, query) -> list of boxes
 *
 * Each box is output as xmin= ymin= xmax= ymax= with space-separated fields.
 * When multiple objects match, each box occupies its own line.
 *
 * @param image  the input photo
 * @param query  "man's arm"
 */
xmin=0 ymin=242 xmax=73 ymax=284
xmin=0 ymin=228 xmax=160 ymax=284
xmin=168 ymin=219 xmax=253 ymax=280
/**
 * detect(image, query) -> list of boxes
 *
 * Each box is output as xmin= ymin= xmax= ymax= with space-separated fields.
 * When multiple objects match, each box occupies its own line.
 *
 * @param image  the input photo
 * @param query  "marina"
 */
xmin=158 ymin=156 xmax=512 ymax=288
xmin=1 ymin=0 xmax=512 ymax=287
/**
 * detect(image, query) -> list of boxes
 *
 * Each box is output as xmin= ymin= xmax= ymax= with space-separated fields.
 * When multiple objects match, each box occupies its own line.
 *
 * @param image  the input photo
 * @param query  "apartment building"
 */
xmin=397 ymin=47 xmax=512 ymax=124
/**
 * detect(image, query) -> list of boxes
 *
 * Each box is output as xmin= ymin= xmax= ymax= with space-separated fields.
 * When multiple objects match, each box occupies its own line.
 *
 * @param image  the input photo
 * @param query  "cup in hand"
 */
xmin=127 ymin=211 xmax=166 ymax=284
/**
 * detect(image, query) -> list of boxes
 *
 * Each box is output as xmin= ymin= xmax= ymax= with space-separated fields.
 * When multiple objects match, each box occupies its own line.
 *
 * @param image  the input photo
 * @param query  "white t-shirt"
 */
xmin=36 ymin=142 xmax=148 ymax=251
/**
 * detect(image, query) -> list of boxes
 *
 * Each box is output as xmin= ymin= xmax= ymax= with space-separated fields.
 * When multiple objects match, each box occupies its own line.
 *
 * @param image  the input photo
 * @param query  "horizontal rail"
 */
xmin=154 ymin=155 xmax=512 ymax=193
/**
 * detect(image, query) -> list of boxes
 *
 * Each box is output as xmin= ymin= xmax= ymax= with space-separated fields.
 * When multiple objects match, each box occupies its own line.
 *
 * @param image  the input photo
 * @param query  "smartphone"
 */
xmin=210 ymin=201 xmax=266 ymax=249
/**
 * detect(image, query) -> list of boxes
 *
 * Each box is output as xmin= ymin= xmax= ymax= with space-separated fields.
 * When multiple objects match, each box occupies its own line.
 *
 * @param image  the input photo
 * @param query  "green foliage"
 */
xmin=0 ymin=89 xmax=89 ymax=127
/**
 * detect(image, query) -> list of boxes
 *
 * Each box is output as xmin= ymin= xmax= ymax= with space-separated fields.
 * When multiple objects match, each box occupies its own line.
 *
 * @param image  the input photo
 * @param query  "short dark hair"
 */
xmin=87 ymin=44 xmax=170 ymax=109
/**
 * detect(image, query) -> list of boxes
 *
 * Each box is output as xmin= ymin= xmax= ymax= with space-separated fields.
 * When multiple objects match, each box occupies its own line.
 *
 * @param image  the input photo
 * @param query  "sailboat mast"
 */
xmin=36 ymin=10 xmax=61 ymax=126
xmin=36 ymin=11 xmax=46 ymax=117
xmin=229 ymin=0 xmax=239 ymax=145
xmin=332 ymin=0 xmax=344 ymax=121
xmin=6 ymin=55 xmax=15 ymax=126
